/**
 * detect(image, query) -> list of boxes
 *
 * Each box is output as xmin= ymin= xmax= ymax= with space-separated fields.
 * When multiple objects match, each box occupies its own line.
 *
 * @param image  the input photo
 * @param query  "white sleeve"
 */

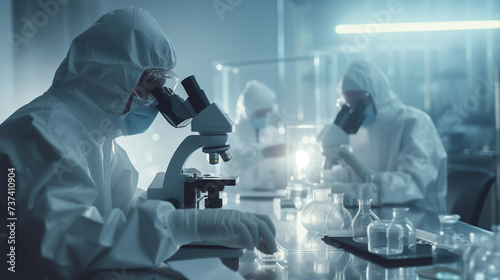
xmin=109 ymin=141 xmax=140 ymax=213
xmin=23 ymin=169 xmax=194 ymax=279
xmin=374 ymin=116 xmax=445 ymax=207
xmin=10 ymin=138 xmax=195 ymax=279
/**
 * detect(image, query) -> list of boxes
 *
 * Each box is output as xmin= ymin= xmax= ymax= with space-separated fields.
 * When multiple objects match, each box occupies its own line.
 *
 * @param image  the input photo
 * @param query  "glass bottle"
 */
xmin=367 ymin=220 xmax=404 ymax=255
xmin=391 ymin=207 xmax=417 ymax=252
xmin=352 ymin=198 xmax=379 ymax=243
xmin=326 ymin=193 xmax=353 ymax=237
xmin=431 ymin=214 xmax=464 ymax=280
xmin=300 ymin=189 xmax=330 ymax=234
xmin=463 ymin=232 xmax=492 ymax=278
xmin=467 ymin=225 xmax=500 ymax=279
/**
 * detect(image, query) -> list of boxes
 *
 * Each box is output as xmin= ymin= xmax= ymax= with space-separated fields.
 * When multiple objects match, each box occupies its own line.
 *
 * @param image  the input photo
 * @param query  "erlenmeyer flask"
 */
xmin=351 ymin=198 xmax=379 ymax=243
xmin=326 ymin=193 xmax=353 ymax=237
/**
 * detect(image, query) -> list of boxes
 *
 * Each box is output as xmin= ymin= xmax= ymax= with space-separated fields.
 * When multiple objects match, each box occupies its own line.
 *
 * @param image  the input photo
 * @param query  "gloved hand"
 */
xmin=319 ymin=124 xmax=350 ymax=168
xmin=185 ymin=209 xmax=277 ymax=254
xmin=318 ymin=124 xmax=349 ymax=148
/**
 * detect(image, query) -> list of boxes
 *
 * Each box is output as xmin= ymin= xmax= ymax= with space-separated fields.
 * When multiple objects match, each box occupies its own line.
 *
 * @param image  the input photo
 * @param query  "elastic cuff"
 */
xmin=186 ymin=209 xmax=200 ymax=242
xmin=164 ymin=209 xmax=200 ymax=246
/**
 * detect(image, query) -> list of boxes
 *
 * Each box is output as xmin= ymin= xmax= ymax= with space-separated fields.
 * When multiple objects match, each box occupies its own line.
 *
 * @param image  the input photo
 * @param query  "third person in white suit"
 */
xmin=225 ymin=80 xmax=288 ymax=192
xmin=325 ymin=61 xmax=447 ymax=214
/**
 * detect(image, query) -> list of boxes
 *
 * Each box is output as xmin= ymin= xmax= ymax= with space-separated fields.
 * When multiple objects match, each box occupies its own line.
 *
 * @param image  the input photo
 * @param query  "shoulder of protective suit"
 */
xmin=402 ymin=106 xmax=434 ymax=124
xmin=0 ymin=95 xmax=92 ymax=159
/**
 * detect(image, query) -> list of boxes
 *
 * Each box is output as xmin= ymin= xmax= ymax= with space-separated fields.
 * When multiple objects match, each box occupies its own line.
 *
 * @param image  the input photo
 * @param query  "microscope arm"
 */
xmin=147 ymin=135 xmax=202 ymax=205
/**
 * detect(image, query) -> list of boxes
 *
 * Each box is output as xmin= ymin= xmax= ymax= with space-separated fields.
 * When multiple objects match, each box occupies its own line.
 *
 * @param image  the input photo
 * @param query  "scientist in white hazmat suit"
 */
xmin=0 ymin=7 xmax=276 ymax=279
xmin=225 ymin=80 xmax=288 ymax=191
xmin=324 ymin=61 xmax=447 ymax=214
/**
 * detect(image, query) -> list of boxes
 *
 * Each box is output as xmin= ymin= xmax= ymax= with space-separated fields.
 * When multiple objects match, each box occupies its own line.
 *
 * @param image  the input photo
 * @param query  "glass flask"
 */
xmin=463 ymin=232 xmax=492 ymax=279
xmin=431 ymin=214 xmax=464 ymax=280
xmin=467 ymin=225 xmax=500 ymax=280
xmin=352 ymin=198 xmax=379 ymax=243
xmin=300 ymin=188 xmax=331 ymax=234
xmin=391 ymin=207 xmax=417 ymax=252
xmin=326 ymin=193 xmax=353 ymax=237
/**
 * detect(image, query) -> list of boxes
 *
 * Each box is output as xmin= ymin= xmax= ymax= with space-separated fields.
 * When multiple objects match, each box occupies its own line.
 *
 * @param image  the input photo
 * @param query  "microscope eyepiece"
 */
xmin=181 ymin=76 xmax=211 ymax=114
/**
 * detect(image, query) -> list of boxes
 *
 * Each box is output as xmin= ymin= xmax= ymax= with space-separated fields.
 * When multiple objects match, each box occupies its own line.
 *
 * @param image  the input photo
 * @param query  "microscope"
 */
xmin=147 ymin=75 xmax=238 ymax=209
xmin=146 ymin=75 xmax=243 ymax=268
xmin=320 ymin=99 xmax=367 ymax=169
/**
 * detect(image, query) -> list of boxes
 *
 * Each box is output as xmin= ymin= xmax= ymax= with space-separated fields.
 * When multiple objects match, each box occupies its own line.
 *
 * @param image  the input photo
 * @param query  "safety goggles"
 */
xmin=251 ymin=107 xmax=274 ymax=119
xmin=133 ymin=68 xmax=180 ymax=106
xmin=337 ymin=90 xmax=372 ymax=110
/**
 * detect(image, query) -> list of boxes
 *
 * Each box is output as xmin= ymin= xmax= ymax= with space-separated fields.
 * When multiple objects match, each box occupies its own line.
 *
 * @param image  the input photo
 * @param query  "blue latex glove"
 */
xmin=185 ymin=209 xmax=277 ymax=254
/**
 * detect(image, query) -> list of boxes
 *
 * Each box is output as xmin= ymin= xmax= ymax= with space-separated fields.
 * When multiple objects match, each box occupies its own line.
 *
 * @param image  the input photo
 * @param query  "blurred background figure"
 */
xmin=322 ymin=61 xmax=447 ymax=213
xmin=224 ymin=80 xmax=288 ymax=192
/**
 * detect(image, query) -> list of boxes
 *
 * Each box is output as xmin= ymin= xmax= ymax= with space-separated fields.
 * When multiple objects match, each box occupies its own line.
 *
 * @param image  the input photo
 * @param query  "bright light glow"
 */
xmin=302 ymin=136 xmax=310 ymax=145
xmin=335 ymin=20 xmax=500 ymax=34
xmin=278 ymin=127 xmax=286 ymax=134
xmin=152 ymin=133 xmax=160 ymax=142
xmin=295 ymin=150 xmax=310 ymax=170
xmin=216 ymin=64 xmax=223 ymax=71
xmin=295 ymin=125 xmax=317 ymax=129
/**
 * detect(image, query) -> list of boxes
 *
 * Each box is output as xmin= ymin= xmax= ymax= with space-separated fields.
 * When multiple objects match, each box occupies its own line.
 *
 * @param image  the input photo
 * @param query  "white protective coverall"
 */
xmin=330 ymin=61 xmax=447 ymax=214
xmin=224 ymin=80 xmax=288 ymax=191
xmin=0 ymin=8 xmax=275 ymax=279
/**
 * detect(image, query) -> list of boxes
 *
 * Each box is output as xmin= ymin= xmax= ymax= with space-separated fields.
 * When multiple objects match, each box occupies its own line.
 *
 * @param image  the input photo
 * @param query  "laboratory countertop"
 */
xmin=228 ymin=190 xmax=491 ymax=280
xmin=89 ymin=189 xmax=492 ymax=280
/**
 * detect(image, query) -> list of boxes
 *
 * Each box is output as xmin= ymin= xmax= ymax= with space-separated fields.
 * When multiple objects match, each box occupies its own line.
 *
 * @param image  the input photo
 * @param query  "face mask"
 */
xmin=250 ymin=116 xmax=271 ymax=130
xmin=361 ymin=105 xmax=377 ymax=127
xmin=119 ymin=97 xmax=158 ymax=136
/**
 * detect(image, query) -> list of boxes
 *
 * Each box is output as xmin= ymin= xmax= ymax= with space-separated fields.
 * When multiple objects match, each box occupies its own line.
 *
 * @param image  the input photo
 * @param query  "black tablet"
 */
xmin=322 ymin=236 xmax=433 ymax=268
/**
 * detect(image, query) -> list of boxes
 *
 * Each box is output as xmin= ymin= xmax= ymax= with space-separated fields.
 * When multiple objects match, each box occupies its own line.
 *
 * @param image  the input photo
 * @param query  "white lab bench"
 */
xmin=226 ymin=189 xmax=492 ymax=280
xmin=88 ymin=189 xmax=492 ymax=280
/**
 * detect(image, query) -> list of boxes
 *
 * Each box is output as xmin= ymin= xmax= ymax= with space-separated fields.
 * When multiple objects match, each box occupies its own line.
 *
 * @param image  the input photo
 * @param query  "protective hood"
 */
xmin=341 ymin=60 xmax=400 ymax=117
xmin=50 ymin=7 xmax=176 ymax=140
xmin=335 ymin=61 xmax=447 ymax=213
xmin=236 ymin=80 xmax=277 ymax=122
